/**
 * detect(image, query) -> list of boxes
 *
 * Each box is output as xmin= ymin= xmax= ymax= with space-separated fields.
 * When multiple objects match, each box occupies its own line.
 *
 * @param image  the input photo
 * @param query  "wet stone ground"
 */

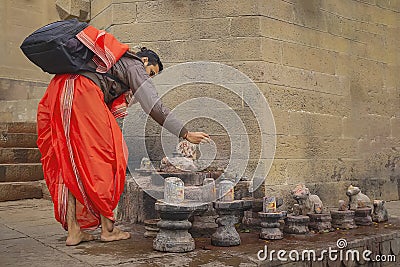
xmin=0 ymin=199 xmax=399 ymax=266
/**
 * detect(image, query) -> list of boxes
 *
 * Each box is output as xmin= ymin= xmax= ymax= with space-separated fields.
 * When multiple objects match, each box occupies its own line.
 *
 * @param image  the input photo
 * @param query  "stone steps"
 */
xmin=0 ymin=133 xmax=38 ymax=148
xmin=0 ymin=78 xmax=47 ymax=101
xmin=0 ymin=122 xmax=37 ymax=133
xmin=0 ymin=181 xmax=43 ymax=202
xmin=0 ymin=99 xmax=40 ymax=123
xmin=0 ymin=148 xmax=41 ymax=164
xmin=0 ymin=163 xmax=44 ymax=182
xmin=0 ymin=121 xmax=44 ymax=202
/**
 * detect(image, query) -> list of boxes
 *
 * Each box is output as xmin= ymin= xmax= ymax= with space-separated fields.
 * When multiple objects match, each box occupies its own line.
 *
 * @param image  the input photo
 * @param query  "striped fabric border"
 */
xmin=76 ymin=30 xmax=116 ymax=73
xmin=58 ymin=182 xmax=68 ymax=230
xmin=59 ymin=75 xmax=100 ymax=224
xmin=110 ymin=105 xmax=128 ymax=118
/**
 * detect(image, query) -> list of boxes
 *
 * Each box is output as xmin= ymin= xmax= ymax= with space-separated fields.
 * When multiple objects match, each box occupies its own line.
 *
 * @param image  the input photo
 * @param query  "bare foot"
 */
xmin=101 ymin=227 xmax=131 ymax=242
xmin=66 ymin=231 xmax=96 ymax=246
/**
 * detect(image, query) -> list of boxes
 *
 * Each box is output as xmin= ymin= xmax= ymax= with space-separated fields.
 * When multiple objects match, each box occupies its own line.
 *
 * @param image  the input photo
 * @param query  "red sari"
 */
xmin=37 ymin=26 xmax=129 ymax=230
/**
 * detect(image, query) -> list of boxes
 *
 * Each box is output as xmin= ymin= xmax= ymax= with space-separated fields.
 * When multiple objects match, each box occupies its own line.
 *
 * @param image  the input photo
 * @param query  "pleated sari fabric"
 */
xmin=37 ymin=25 xmax=129 ymax=230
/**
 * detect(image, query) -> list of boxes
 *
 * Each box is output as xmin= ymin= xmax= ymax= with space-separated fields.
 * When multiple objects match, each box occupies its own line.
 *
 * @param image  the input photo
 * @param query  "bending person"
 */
xmin=37 ymin=26 xmax=208 ymax=246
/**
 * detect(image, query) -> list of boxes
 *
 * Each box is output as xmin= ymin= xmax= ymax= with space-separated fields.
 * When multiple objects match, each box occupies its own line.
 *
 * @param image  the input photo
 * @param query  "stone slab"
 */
xmin=0 ymin=181 xmax=43 ymax=202
xmin=0 ymin=199 xmax=399 ymax=266
xmin=0 ymin=148 xmax=41 ymax=164
xmin=0 ymin=224 xmax=26 ymax=240
xmin=0 ymin=122 xmax=37 ymax=133
xmin=0 ymin=164 xmax=43 ymax=182
xmin=0 ymin=133 xmax=38 ymax=148
xmin=0 ymin=237 xmax=88 ymax=267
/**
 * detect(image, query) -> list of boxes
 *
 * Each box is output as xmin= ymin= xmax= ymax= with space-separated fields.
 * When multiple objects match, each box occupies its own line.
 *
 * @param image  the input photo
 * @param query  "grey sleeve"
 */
xmin=125 ymin=63 xmax=188 ymax=138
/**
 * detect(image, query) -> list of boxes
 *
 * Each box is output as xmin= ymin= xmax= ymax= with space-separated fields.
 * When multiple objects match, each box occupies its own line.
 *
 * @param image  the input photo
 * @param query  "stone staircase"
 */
xmin=0 ymin=122 xmax=44 ymax=201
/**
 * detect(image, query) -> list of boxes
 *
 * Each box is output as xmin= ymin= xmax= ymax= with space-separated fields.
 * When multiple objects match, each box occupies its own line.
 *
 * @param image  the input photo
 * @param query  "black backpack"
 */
xmin=20 ymin=19 xmax=128 ymax=91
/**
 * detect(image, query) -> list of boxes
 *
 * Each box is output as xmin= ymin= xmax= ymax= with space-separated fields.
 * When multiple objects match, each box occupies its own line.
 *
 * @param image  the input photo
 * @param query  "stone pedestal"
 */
xmin=190 ymin=207 xmax=218 ymax=238
xmin=354 ymin=207 xmax=373 ymax=226
xmin=211 ymin=200 xmax=248 ymax=247
xmin=258 ymin=211 xmax=286 ymax=240
xmin=284 ymin=215 xmax=310 ymax=234
xmin=153 ymin=201 xmax=208 ymax=252
xmin=308 ymin=213 xmax=332 ymax=232
xmin=330 ymin=210 xmax=357 ymax=229
xmin=242 ymin=198 xmax=263 ymax=227
xmin=144 ymin=219 xmax=160 ymax=238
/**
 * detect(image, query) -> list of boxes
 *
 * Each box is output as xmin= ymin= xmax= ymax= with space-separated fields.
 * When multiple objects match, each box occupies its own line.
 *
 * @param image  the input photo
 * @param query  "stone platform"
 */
xmin=1 ymin=199 xmax=399 ymax=266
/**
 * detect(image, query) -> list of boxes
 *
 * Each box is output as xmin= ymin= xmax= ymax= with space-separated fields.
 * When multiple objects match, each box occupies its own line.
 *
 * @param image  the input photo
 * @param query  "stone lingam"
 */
xmin=346 ymin=185 xmax=373 ymax=226
xmin=211 ymin=177 xmax=252 ymax=246
xmin=258 ymin=196 xmax=287 ymax=240
xmin=290 ymin=184 xmax=332 ymax=233
xmin=153 ymin=200 xmax=209 ymax=253
xmin=330 ymin=200 xmax=357 ymax=229
xmin=189 ymin=177 xmax=218 ymax=238
xmin=151 ymin=140 xmax=205 ymax=187
xmin=122 ymin=139 xmax=224 ymax=224
xmin=135 ymin=157 xmax=154 ymax=175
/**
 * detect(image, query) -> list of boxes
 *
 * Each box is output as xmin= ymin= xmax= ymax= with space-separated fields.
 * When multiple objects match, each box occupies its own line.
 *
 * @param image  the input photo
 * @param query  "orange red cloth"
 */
xmin=76 ymin=25 xmax=128 ymax=74
xmin=37 ymin=25 xmax=129 ymax=230
xmin=77 ymin=25 xmax=130 ymax=118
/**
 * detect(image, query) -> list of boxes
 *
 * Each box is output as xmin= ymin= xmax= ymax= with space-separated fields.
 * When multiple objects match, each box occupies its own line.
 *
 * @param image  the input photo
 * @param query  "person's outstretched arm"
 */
xmin=124 ymin=59 xmax=209 ymax=144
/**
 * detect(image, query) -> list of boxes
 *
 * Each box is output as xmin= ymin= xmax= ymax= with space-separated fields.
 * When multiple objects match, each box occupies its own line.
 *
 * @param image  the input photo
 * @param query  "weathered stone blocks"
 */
xmin=55 ymin=0 xmax=90 ymax=21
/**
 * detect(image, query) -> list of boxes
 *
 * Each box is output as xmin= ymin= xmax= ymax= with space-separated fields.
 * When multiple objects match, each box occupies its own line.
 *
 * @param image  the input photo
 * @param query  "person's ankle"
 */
xmin=67 ymin=224 xmax=81 ymax=234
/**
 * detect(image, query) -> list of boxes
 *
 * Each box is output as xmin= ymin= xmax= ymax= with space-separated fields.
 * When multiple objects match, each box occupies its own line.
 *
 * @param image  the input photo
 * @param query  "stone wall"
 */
xmin=89 ymin=0 xmax=400 ymax=206
xmin=0 ymin=78 xmax=48 ymax=122
xmin=0 ymin=0 xmax=58 ymax=122
xmin=1 ymin=0 xmax=399 ymax=206
xmin=0 ymin=0 xmax=58 ymax=82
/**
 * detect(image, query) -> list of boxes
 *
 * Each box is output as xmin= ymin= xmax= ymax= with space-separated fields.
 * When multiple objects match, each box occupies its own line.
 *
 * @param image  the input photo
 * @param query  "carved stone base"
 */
xmin=190 ymin=207 xmax=218 ymax=238
xmin=284 ymin=215 xmax=310 ymax=234
xmin=144 ymin=219 xmax=160 ymax=238
xmin=354 ymin=207 xmax=373 ymax=226
xmin=308 ymin=213 xmax=332 ymax=232
xmin=153 ymin=201 xmax=208 ymax=252
xmin=242 ymin=210 xmax=261 ymax=227
xmin=330 ymin=210 xmax=357 ymax=229
xmin=258 ymin=211 xmax=286 ymax=240
xmin=211 ymin=200 xmax=248 ymax=247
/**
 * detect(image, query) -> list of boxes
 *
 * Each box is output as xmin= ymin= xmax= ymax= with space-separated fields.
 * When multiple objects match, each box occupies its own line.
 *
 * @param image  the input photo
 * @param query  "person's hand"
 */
xmin=184 ymin=131 xmax=210 ymax=144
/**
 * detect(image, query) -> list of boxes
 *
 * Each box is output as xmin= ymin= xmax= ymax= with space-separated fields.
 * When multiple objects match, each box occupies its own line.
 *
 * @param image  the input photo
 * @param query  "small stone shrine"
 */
xmin=284 ymin=203 xmax=310 ymax=234
xmin=211 ymin=199 xmax=251 ymax=247
xmin=346 ymin=185 xmax=372 ymax=226
xmin=330 ymin=200 xmax=357 ymax=229
xmin=153 ymin=200 xmax=209 ymax=252
xmin=290 ymin=184 xmax=332 ymax=232
xmin=258 ymin=196 xmax=286 ymax=240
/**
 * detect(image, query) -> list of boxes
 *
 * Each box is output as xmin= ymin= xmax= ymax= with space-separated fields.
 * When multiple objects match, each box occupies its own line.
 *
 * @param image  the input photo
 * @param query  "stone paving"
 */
xmin=0 ymin=199 xmax=399 ymax=267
